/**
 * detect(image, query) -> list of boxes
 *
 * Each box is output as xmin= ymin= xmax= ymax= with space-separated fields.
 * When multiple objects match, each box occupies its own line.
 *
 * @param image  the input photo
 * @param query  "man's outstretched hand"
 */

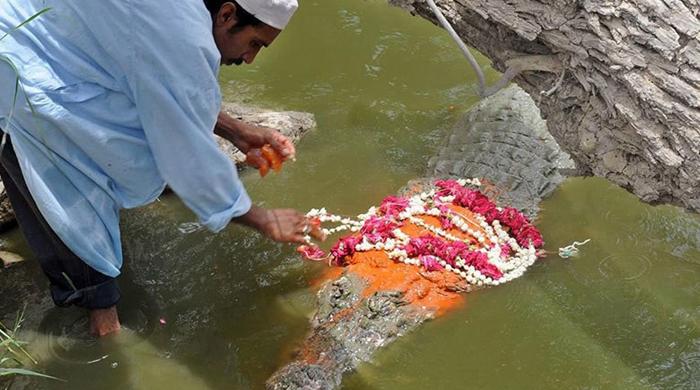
xmin=215 ymin=111 xmax=296 ymax=161
xmin=235 ymin=205 xmax=325 ymax=244
xmin=218 ymin=112 xmax=319 ymax=243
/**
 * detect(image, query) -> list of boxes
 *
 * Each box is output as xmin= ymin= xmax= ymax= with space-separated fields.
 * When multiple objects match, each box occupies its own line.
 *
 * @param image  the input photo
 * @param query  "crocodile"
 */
xmin=266 ymin=85 xmax=573 ymax=389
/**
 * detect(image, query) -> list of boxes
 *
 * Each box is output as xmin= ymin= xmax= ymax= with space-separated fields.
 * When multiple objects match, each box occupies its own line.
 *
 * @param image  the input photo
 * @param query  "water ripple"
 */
xmin=338 ymin=9 xmax=362 ymax=34
xmin=37 ymin=303 xmax=154 ymax=365
xmin=597 ymin=255 xmax=651 ymax=281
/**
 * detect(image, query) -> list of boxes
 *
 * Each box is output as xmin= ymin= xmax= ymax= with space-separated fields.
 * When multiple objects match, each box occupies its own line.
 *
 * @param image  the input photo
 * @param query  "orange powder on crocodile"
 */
xmin=314 ymin=206 xmax=487 ymax=316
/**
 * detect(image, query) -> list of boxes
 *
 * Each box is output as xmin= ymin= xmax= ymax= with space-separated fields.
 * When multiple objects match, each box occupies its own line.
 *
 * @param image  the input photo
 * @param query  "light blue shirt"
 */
xmin=0 ymin=0 xmax=252 ymax=277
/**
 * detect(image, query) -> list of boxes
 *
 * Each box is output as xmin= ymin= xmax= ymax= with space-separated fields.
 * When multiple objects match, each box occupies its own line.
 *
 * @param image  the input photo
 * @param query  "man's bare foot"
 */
xmin=89 ymin=306 xmax=121 ymax=337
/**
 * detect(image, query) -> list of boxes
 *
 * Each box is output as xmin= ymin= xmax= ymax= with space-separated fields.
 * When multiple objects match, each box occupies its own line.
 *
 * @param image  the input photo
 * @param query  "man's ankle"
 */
xmin=89 ymin=306 xmax=121 ymax=337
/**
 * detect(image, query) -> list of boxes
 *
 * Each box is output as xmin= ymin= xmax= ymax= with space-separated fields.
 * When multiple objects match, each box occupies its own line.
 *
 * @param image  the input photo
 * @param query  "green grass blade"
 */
xmin=0 ymin=367 xmax=64 ymax=381
xmin=0 ymin=356 xmax=23 ymax=367
xmin=0 ymin=57 xmax=20 ymax=121
xmin=12 ymin=304 xmax=27 ymax=335
xmin=0 ymin=340 xmax=13 ymax=348
xmin=0 ymin=7 xmax=48 ymax=126
xmin=0 ymin=324 xmax=37 ymax=365
xmin=23 ymin=86 xmax=36 ymax=115
xmin=0 ymin=56 xmax=36 ymax=121
xmin=0 ymin=8 xmax=51 ymax=42
xmin=12 ymin=308 xmax=21 ymax=334
xmin=0 ymin=339 xmax=29 ymax=348
xmin=12 ymin=75 xmax=19 ymax=113
xmin=5 ymin=343 xmax=36 ymax=365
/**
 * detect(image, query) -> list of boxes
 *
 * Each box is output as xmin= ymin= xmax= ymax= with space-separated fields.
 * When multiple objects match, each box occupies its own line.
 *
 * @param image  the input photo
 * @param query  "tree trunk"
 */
xmin=390 ymin=0 xmax=700 ymax=211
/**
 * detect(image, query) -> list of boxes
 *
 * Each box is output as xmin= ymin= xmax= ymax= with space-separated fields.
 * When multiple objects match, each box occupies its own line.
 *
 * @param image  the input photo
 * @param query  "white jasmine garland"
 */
xmin=303 ymin=178 xmax=542 ymax=287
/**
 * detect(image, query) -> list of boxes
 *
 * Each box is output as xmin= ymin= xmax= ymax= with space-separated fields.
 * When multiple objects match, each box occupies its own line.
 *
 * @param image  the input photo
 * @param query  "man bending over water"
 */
xmin=0 ymin=0 xmax=323 ymax=336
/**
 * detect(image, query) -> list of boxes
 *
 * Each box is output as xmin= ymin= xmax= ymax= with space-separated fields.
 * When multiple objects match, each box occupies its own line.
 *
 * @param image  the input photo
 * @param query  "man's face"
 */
xmin=212 ymin=3 xmax=281 ymax=66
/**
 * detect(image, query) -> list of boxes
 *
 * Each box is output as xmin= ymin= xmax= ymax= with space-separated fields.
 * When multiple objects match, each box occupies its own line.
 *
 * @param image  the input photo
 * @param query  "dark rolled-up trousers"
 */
xmin=0 ymin=134 xmax=120 ymax=309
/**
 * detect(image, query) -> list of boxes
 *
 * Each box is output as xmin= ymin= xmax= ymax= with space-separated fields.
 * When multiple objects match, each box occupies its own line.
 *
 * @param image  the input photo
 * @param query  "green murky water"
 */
xmin=1 ymin=0 xmax=699 ymax=389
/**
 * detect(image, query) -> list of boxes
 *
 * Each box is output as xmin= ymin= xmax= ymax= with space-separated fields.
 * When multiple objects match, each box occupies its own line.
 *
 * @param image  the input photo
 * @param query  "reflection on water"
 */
xmin=0 ymin=0 xmax=698 ymax=389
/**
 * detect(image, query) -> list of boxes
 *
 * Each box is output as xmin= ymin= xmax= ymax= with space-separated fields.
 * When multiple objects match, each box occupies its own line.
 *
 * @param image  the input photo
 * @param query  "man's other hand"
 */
xmin=235 ymin=205 xmax=325 ymax=243
xmin=215 ymin=112 xmax=296 ymax=160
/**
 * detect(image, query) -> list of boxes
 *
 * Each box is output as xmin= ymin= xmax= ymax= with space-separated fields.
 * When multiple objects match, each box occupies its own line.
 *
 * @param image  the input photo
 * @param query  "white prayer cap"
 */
xmin=236 ymin=0 xmax=299 ymax=30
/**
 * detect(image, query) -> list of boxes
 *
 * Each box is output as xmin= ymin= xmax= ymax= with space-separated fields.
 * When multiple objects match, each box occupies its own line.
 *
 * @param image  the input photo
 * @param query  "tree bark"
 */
xmin=390 ymin=0 xmax=700 ymax=211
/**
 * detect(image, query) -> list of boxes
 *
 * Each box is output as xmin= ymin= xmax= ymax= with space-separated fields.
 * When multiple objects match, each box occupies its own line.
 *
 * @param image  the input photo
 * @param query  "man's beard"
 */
xmin=232 ymin=58 xmax=243 ymax=66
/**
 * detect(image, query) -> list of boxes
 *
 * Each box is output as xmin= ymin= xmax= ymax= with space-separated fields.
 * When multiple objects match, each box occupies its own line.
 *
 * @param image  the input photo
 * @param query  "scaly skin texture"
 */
xmin=266 ymin=86 xmax=570 ymax=389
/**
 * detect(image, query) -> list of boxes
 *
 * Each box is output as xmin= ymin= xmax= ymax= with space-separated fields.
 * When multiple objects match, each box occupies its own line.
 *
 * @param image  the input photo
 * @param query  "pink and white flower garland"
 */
xmin=300 ymin=179 xmax=545 ymax=287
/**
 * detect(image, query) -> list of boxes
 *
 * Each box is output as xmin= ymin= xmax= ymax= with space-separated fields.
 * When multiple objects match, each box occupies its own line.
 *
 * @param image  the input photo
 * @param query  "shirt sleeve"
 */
xmin=125 ymin=4 xmax=251 ymax=232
